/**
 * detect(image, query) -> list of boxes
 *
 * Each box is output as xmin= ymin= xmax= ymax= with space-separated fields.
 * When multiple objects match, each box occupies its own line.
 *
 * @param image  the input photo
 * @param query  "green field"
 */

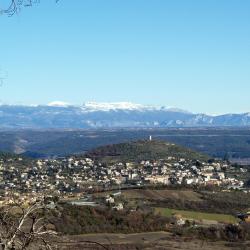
xmin=155 ymin=207 xmax=239 ymax=224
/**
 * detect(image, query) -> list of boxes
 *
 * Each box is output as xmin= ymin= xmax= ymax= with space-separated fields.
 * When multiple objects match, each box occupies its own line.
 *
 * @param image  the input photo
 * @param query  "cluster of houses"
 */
xmin=141 ymin=158 xmax=244 ymax=188
xmin=0 ymin=153 xmax=246 ymax=202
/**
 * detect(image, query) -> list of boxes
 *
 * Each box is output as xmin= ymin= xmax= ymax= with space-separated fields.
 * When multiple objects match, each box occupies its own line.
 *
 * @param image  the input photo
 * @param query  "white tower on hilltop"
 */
xmin=149 ymin=135 xmax=152 ymax=141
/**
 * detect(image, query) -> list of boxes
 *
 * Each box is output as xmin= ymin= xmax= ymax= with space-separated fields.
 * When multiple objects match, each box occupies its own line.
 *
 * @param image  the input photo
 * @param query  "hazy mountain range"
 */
xmin=0 ymin=101 xmax=249 ymax=129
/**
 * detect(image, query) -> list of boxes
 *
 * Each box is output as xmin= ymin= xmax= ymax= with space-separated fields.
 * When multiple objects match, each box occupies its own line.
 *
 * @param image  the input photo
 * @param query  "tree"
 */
xmin=0 ymin=199 xmax=57 ymax=249
xmin=0 ymin=0 xmax=59 ymax=16
xmin=0 ymin=197 xmax=110 ymax=250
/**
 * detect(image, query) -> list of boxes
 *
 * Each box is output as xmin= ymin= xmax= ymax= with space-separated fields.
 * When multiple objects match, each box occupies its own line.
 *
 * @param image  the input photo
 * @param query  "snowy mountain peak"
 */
xmin=44 ymin=101 xmax=191 ymax=113
xmin=159 ymin=106 xmax=192 ymax=114
xmin=82 ymin=102 xmax=146 ymax=111
xmin=47 ymin=101 xmax=71 ymax=107
xmin=0 ymin=102 xmax=249 ymax=128
xmin=81 ymin=102 xmax=191 ymax=113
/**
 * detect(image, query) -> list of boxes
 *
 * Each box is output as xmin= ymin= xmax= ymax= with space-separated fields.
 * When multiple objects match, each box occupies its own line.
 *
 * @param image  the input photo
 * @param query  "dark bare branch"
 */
xmin=0 ymin=199 xmax=57 ymax=249
xmin=0 ymin=0 xmax=59 ymax=16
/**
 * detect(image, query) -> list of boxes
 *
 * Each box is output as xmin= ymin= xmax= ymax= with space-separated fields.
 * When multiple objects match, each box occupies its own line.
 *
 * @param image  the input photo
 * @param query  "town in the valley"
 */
xmin=0 ymin=140 xmax=247 ymax=208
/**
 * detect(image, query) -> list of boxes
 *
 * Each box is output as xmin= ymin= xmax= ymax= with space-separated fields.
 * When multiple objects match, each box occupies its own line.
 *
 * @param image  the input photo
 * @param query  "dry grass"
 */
xmin=52 ymin=232 xmax=250 ymax=250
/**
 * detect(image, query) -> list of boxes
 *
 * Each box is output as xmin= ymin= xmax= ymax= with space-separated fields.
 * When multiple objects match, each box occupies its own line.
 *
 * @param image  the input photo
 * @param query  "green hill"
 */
xmin=85 ymin=140 xmax=209 ymax=163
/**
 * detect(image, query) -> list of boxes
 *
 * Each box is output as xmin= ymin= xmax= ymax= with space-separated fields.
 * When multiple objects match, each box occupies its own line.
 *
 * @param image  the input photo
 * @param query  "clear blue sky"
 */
xmin=1 ymin=0 xmax=250 ymax=114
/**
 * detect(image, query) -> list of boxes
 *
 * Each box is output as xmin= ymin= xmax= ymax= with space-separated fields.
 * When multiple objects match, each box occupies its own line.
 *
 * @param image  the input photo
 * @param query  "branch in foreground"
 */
xmin=0 ymin=200 xmax=57 ymax=249
xmin=0 ymin=0 xmax=59 ymax=16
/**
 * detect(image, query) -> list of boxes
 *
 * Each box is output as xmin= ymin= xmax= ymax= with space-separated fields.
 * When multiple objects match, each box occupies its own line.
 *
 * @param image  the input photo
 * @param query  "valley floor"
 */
xmin=52 ymin=232 xmax=250 ymax=250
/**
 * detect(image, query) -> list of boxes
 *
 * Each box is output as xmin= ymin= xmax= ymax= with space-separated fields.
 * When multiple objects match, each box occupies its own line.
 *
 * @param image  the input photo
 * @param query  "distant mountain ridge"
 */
xmin=0 ymin=102 xmax=249 ymax=128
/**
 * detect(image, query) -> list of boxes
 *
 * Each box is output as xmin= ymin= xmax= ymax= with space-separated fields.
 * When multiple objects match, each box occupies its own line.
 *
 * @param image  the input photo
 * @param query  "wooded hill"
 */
xmin=85 ymin=139 xmax=209 ymax=163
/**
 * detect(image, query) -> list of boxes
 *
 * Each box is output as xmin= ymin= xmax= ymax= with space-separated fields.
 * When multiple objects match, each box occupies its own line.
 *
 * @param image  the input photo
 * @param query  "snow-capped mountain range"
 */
xmin=0 ymin=102 xmax=249 ymax=129
xmin=47 ymin=101 xmax=189 ymax=112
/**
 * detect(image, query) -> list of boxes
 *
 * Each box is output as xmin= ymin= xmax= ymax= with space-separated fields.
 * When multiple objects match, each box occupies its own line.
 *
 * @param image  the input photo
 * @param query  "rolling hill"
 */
xmin=0 ymin=129 xmax=249 ymax=161
xmin=85 ymin=139 xmax=209 ymax=163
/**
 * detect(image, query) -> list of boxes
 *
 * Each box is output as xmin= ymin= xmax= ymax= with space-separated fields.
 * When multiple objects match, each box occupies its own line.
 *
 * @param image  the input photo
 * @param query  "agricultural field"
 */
xmin=155 ymin=207 xmax=239 ymax=224
xmin=121 ymin=189 xmax=202 ymax=201
xmin=94 ymin=188 xmax=250 ymax=216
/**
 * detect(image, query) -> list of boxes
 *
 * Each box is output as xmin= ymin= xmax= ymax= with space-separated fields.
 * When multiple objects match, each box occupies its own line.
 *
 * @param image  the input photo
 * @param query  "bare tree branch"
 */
xmin=0 ymin=197 xmax=111 ymax=249
xmin=0 ymin=0 xmax=59 ymax=16
xmin=0 ymin=199 xmax=57 ymax=249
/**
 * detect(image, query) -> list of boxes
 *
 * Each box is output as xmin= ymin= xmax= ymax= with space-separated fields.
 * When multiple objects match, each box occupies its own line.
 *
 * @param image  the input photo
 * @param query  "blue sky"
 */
xmin=0 ymin=0 xmax=250 ymax=114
